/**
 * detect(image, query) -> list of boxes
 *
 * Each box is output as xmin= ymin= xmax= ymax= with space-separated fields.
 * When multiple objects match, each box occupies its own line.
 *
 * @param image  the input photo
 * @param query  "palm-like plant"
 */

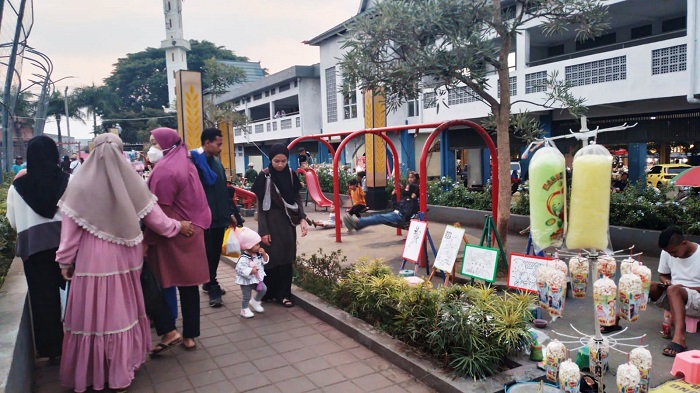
xmin=72 ymin=84 xmax=120 ymax=135
xmin=45 ymin=91 xmax=85 ymax=142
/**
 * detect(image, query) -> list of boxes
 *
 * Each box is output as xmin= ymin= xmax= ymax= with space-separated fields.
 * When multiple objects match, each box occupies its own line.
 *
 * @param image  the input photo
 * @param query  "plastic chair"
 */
xmin=686 ymin=316 xmax=700 ymax=333
xmin=671 ymin=350 xmax=700 ymax=384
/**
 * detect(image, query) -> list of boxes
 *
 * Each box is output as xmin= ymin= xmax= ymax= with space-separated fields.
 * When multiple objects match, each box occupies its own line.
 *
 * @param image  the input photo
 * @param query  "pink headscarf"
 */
xmin=148 ymin=128 xmax=212 ymax=229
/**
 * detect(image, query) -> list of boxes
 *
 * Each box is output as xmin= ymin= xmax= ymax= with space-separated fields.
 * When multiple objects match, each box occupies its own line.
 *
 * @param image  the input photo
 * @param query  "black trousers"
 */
xmin=348 ymin=204 xmax=366 ymax=218
xmin=23 ymin=249 xmax=65 ymax=358
xmin=203 ymin=227 xmax=227 ymax=287
xmin=262 ymin=264 xmax=293 ymax=302
xmin=152 ymin=286 xmax=200 ymax=338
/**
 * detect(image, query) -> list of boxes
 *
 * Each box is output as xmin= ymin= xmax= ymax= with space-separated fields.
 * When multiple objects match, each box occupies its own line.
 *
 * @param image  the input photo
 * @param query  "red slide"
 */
xmin=297 ymin=168 xmax=333 ymax=208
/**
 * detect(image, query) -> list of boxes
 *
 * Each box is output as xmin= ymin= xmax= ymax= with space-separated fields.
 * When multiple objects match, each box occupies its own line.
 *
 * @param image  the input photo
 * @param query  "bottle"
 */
xmin=662 ymin=311 xmax=672 ymax=338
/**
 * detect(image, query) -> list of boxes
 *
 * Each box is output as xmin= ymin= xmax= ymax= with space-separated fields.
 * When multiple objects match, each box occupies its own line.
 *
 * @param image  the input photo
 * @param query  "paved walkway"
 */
xmin=34 ymin=262 xmax=435 ymax=393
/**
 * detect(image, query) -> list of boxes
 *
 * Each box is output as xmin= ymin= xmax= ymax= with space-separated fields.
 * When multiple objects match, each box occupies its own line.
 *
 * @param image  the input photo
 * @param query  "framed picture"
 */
xmin=461 ymin=244 xmax=499 ymax=283
xmin=402 ymin=220 xmax=428 ymax=263
xmin=433 ymin=225 xmax=466 ymax=273
xmin=507 ymin=253 xmax=553 ymax=293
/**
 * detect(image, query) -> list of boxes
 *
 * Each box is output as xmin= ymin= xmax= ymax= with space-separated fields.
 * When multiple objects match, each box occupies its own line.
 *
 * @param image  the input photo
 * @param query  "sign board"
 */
xmin=402 ymin=220 xmax=428 ymax=263
xmin=175 ymin=70 xmax=204 ymax=149
xmin=461 ymin=244 xmax=500 ymax=283
xmin=507 ymin=253 xmax=552 ymax=292
xmin=433 ymin=225 xmax=466 ymax=273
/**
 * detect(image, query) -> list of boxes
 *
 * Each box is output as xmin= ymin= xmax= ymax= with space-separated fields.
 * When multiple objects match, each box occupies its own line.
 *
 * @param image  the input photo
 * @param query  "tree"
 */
xmin=73 ymin=84 xmax=120 ymax=135
xmin=339 ymin=0 xmax=608 ymax=250
xmin=45 ymin=91 xmax=84 ymax=143
xmin=202 ymin=57 xmax=248 ymax=128
xmin=104 ymin=40 xmax=248 ymax=112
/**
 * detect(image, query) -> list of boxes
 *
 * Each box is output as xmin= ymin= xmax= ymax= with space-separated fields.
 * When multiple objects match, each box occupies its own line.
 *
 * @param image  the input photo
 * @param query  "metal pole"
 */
xmin=2 ymin=0 xmax=28 ymax=173
xmin=64 ymin=86 xmax=71 ymax=152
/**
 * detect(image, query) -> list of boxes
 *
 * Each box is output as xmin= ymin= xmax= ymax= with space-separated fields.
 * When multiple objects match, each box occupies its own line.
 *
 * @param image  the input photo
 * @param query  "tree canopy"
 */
xmin=104 ymin=40 xmax=248 ymax=113
xmin=339 ymin=0 xmax=609 ymax=249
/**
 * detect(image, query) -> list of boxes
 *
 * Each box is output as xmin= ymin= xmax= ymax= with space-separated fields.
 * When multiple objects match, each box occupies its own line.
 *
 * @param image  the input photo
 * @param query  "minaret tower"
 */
xmin=161 ymin=0 xmax=190 ymax=111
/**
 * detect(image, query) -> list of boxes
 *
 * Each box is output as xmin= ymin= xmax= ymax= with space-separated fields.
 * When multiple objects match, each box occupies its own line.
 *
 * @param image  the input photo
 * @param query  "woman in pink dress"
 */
xmin=145 ymin=127 xmax=211 ymax=352
xmin=56 ymin=133 xmax=194 ymax=392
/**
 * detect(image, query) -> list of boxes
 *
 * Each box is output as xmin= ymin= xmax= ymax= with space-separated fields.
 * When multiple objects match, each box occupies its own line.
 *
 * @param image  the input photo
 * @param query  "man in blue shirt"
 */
xmin=11 ymin=156 xmax=25 ymax=174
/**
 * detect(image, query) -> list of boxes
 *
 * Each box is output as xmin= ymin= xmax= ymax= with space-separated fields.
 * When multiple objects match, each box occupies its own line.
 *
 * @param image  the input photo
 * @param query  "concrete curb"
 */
xmin=289 ymin=284 xmax=545 ymax=393
xmin=0 ymin=258 xmax=33 ymax=393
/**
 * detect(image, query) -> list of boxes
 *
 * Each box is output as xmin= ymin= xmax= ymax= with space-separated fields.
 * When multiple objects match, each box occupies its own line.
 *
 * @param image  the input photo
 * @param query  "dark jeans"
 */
xmin=203 ymin=227 xmax=227 ymax=287
xmin=23 ymin=249 xmax=65 ymax=358
xmin=348 ymin=204 xmax=366 ymax=218
xmin=355 ymin=211 xmax=405 ymax=230
xmin=153 ymin=286 xmax=200 ymax=338
xmin=262 ymin=264 xmax=293 ymax=302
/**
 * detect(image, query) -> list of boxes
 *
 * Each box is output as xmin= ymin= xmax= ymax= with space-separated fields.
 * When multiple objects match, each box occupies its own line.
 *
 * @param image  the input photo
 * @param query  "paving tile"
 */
xmin=322 ymin=351 xmax=358 ymax=367
xmin=374 ymin=385 xmax=412 ymax=393
xmin=363 ymin=356 xmax=394 ymax=372
xmin=221 ymin=362 xmax=259 ymax=380
xmin=264 ymin=365 xmax=302 ymax=383
xmin=213 ymin=351 xmax=249 ymax=368
xmin=400 ymin=379 xmax=437 ymax=393
xmin=194 ymin=380 xmax=237 ymax=393
xmin=272 ymin=337 xmax=306 ymax=353
xmin=199 ymin=335 xmax=231 ymax=349
xmin=154 ymin=376 xmax=194 ymax=393
xmin=310 ymin=341 xmax=344 ymax=356
xmin=147 ymin=361 xmax=186 ymax=384
xmin=252 ymin=354 xmax=289 ymax=371
xmin=242 ymin=345 xmax=279 ymax=361
xmin=225 ymin=328 xmax=258 ymax=343
xmin=321 ymin=380 xmax=365 ymax=393
xmin=294 ymin=357 xmax=334 ymax=374
xmin=260 ymin=330 xmax=294 ymax=345
xmin=220 ymin=322 xmax=248 ymax=334
xmin=130 ymin=386 xmax=156 ymax=393
xmin=198 ymin=326 xmax=224 ymax=339
xmin=175 ymin=346 xmax=213 ymax=363
xmin=306 ymin=367 xmax=346 ymax=387
xmin=338 ymin=361 xmax=376 ymax=379
xmin=282 ymin=347 xmax=318 ymax=363
xmin=274 ymin=376 xmax=317 ymax=393
xmin=234 ymin=336 xmax=267 ymax=351
xmin=213 ymin=316 xmax=242 ymax=327
xmin=352 ymin=372 xmax=394 ymax=391
xmin=298 ymin=333 xmax=330 ymax=347
xmin=320 ymin=329 xmax=347 ymax=341
xmin=206 ymin=342 xmax=238 ymax=358
xmin=188 ymin=369 xmax=227 ymax=388
xmin=181 ymin=358 xmax=219 ymax=375
xmin=347 ymin=345 xmax=377 ymax=360
xmin=288 ymin=325 xmax=319 ymax=338
xmin=335 ymin=336 xmax=361 ymax=349
xmin=381 ymin=366 xmax=414 ymax=384
xmin=247 ymin=384 xmax=283 ymax=393
xmin=231 ymin=373 xmax=272 ymax=392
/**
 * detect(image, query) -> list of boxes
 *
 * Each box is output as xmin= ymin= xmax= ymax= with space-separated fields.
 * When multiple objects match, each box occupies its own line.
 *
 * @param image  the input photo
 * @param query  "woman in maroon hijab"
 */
xmin=145 ymin=127 xmax=211 ymax=352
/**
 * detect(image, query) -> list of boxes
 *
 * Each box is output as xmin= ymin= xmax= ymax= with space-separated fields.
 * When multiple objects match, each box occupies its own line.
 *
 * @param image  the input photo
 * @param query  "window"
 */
xmin=498 ymin=76 xmax=517 ymax=98
xmin=423 ymin=92 xmax=436 ymax=109
xmin=281 ymin=119 xmax=292 ymax=129
xmin=255 ymin=124 xmax=264 ymax=133
xmin=272 ymin=121 xmax=277 ymax=131
xmin=648 ymin=166 xmax=661 ymax=174
xmin=631 ymin=24 xmax=652 ymax=40
xmin=448 ymin=86 xmax=479 ymax=105
xmin=652 ymin=44 xmax=687 ymax=75
xmin=266 ymin=123 xmax=271 ymax=131
xmin=296 ymin=117 xmax=301 ymax=128
xmin=662 ymin=16 xmax=686 ymax=33
xmin=525 ymin=71 xmax=547 ymax=94
xmin=270 ymin=89 xmax=276 ymax=96
xmin=265 ymin=91 xmax=269 ymax=97
xmin=325 ymin=67 xmax=338 ymax=123
xmin=253 ymin=93 xmax=262 ymax=100
xmin=547 ymin=45 xmax=565 ymax=57
xmin=167 ymin=1 xmax=171 ymax=11
xmin=575 ymin=33 xmax=616 ymax=51
xmin=294 ymin=80 xmax=298 ymax=87
xmin=279 ymin=84 xmax=290 ymax=92
xmin=171 ymin=53 xmax=175 ymax=62
xmin=565 ymin=56 xmax=626 ymax=87
xmin=343 ymin=83 xmax=358 ymax=120
xmin=407 ymin=98 xmax=419 ymax=117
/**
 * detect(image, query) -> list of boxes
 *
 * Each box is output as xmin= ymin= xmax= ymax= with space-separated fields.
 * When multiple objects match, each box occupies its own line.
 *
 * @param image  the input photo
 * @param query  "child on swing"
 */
xmin=234 ymin=227 xmax=269 ymax=318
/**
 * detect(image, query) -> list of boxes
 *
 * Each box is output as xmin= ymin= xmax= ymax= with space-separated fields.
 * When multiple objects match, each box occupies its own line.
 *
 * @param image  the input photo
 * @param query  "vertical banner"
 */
xmin=176 ymin=70 xmax=204 ymax=149
xmin=218 ymin=122 xmax=235 ymax=179
xmin=364 ymin=89 xmax=387 ymax=188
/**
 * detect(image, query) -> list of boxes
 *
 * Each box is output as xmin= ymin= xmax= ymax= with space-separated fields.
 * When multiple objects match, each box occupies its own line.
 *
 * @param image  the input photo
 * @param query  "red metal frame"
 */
xmin=288 ymin=120 xmax=498 ymax=243
xmin=232 ymin=186 xmax=256 ymax=209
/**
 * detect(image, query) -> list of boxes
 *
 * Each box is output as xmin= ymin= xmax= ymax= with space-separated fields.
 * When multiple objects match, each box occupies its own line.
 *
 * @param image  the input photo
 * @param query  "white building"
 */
xmin=213 ymin=65 xmax=323 ymax=172
xmin=161 ymin=0 xmax=190 ymax=110
xmin=305 ymin=0 xmax=700 ymax=185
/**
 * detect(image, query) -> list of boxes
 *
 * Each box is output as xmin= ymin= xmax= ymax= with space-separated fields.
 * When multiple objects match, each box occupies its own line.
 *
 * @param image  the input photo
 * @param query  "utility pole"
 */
xmin=64 ymin=86 xmax=71 ymax=152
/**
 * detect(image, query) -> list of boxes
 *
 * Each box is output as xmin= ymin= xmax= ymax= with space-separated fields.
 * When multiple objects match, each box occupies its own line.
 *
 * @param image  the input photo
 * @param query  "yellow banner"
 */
xmin=364 ymin=89 xmax=387 ymax=187
xmin=218 ymin=122 xmax=235 ymax=179
xmin=176 ymin=71 xmax=204 ymax=149
xmin=653 ymin=380 xmax=700 ymax=393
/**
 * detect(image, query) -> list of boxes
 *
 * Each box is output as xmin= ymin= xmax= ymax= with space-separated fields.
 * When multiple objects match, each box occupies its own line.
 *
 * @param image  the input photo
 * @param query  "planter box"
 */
xmin=0 ymin=258 xmax=33 ymax=393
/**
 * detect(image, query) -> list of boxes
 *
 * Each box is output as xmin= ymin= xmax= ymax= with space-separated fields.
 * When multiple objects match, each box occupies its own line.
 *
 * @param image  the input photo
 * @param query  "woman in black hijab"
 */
xmin=251 ymin=144 xmax=308 ymax=307
xmin=6 ymin=135 xmax=70 ymax=361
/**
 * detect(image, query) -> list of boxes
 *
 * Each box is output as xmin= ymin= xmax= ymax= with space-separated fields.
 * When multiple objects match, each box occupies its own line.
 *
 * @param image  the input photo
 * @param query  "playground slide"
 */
xmin=297 ymin=168 xmax=333 ymax=208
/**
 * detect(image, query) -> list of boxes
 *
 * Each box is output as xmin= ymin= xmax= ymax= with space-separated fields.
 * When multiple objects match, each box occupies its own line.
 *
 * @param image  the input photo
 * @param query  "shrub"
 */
xmin=293 ymin=249 xmax=347 ymax=301
xmin=0 ymin=174 xmax=15 ymax=287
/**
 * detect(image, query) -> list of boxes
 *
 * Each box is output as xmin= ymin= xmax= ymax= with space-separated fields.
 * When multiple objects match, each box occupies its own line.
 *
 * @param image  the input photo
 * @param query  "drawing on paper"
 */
xmin=402 ymin=220 xmax=428 ymax=263
xmin=433 ymin=225 xmax=466 ymax=273
xmin=507 ymin=253 xmax=552 ymax=292
xmin=461 ymin=244 xmax=499 ymax=282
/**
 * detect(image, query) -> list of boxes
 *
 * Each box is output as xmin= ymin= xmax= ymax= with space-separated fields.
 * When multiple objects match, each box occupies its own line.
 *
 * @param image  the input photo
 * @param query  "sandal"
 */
xmin=662 ymin=342 xmax=688 ymax=357
xmin=182 ymin=338 xmax=197 ymax=351
xmin=150 ymin=337 xmax=182 ymax=356
xmin=280 ymin=298 xmax=294 ymax=308
xmin=600 ymin=325 xmax=623 ymax=334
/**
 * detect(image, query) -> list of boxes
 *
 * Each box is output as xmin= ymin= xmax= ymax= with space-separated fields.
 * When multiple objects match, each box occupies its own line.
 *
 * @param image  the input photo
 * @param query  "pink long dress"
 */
xmin=56 ymin=205 xmax=181 ymax=392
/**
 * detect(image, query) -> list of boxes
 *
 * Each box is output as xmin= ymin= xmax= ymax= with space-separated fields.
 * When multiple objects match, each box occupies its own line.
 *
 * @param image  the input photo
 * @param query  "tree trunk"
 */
xmin=55 ymin=115 xmax=63 ymax=144
xmin=93 ymin=112 xmax=98 ymax=135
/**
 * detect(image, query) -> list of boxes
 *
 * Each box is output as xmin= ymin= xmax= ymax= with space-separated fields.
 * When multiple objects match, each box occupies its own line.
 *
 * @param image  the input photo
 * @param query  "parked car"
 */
xmin=646 ymin=163 xmax=691 ymax=188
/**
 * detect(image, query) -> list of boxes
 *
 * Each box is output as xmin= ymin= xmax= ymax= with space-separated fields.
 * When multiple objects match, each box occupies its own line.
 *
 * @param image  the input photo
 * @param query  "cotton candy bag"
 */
xmin=529 ymin=146 xmax=567 ymax=250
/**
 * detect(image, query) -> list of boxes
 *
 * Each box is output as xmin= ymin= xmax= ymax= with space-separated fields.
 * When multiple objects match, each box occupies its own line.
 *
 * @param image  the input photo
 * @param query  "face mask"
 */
xmin=147 ymin=146 xmax=163 ymax=163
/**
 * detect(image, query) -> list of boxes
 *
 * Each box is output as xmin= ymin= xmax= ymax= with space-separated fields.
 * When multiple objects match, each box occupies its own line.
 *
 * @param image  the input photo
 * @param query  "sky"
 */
xmin=28 ymin=0 xmax=360 ymax=139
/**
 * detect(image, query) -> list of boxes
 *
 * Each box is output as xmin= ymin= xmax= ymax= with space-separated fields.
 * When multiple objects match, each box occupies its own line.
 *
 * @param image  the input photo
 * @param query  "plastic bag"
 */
xmin=222 ymin=227 xmax=241 ymax=257
xmin=529 ymin=144 xmax=567 ymax=250
xmin=566 ymin=144 xmax=613 ymax=251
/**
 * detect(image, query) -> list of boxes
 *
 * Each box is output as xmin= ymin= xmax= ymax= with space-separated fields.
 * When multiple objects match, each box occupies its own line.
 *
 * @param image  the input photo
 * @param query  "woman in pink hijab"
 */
xmin=56 ymin=133 xmax=193 ymax=392
xmin=145 ymin=127 xmax=211 ymax=352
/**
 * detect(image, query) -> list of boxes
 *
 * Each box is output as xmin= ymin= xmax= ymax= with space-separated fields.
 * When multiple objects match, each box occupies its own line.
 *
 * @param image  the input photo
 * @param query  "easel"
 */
xmin=427 ymin=222 xmax=469 ymax=286
xmin=399 ymin=211 xmax=437 ymax=276
xmin=478 ymin=215 xmax=507 ymax=269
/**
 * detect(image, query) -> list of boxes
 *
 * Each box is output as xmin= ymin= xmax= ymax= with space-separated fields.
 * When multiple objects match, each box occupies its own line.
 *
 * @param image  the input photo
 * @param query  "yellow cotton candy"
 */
xmin=567 ymin=146 xmax=612 ymax=250
xmin=529 ymin=147 xmax=567 ymax=250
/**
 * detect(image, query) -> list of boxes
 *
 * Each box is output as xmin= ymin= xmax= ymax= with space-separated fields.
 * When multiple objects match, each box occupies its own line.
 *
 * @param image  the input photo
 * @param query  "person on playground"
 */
xmin=306 ymin=206 xmax=336 ymax=229
xmin=346 ymin=178 xmax=367 ymax=218
xmin=343 ymin=172 xmax=420 ymax=231
xmin=245 ymin=163 xmax=258 ymax=185
xmin=602 ymin=227 xmax=700 ymax=357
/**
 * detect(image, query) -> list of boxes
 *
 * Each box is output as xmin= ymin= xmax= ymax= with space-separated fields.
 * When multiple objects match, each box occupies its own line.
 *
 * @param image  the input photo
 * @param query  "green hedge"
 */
xmin=0 ymin=174 xmax=16 ymax=287
xmin=293 ymin=252 xmax=534 ymax=380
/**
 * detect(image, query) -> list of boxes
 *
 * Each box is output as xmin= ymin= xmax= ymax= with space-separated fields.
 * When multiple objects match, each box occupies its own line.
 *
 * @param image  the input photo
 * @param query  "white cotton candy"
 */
xmin=617 ymin=362 xmax=641 ymax=387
